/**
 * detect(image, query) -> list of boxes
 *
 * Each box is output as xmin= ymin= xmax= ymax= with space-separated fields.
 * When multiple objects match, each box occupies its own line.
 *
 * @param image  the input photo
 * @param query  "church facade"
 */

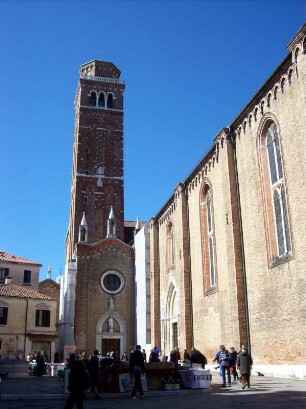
xmin=60 ymin=23 xmax=306 ymax=378
xmin=150 ymin=24 xmax=306 ymax=378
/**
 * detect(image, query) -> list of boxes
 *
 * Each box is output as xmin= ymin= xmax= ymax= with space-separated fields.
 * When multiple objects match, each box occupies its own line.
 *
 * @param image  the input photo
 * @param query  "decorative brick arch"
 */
xmin=96 ymin=312 xmax=126 ymax=356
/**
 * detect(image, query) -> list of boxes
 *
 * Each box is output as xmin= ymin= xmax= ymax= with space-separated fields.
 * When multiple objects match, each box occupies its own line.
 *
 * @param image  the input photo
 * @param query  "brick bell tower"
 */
xmin=66 ymin=60 xmax=125 ymax=261
xmin=59 ymin=61 xmax=133 ymax=354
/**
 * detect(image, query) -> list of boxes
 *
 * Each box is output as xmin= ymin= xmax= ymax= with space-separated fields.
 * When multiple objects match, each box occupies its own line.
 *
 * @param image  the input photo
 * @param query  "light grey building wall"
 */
xmin=134 ymin=226 xmax=151 ymax=357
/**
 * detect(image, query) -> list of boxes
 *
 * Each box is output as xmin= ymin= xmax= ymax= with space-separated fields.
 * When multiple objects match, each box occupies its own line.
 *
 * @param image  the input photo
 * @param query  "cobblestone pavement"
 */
xmin=0 ymin=361 xmax=305 ymax=409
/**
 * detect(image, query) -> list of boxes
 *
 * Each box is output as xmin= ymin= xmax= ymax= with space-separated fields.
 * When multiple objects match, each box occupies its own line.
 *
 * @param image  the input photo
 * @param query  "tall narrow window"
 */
xmin=200 ymin=183 xmax=217 ymax=292
xmin=266 ymin=123 xmax=291 ymax=257
xmin=107 ymin=93 xmax=113 ymax=108
xmin=98 ymin=92 xmax=105 ymax=107
xmin=166 ymin=222 xmax=175 ymax=270
xmin=90 ymin=91 xmax=97 ymax=107
xmin=0 ymin=307 xmax=8 ymax=325
xmin=23 ymin=270 xmax=31 ymax=284
xmin=260 ymin=120 xmax=291 ymax=264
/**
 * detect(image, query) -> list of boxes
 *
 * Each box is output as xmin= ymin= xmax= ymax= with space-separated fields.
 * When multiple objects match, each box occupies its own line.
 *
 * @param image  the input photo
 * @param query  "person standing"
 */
xmin=183 ymin=349 xmax=191 ymax=363
xmin=35 ymin=351 xmax=45 ymax=377
xmin=213 ymin=345 xmax=231 ymax=387
xmin=65 ymin=353 xmax=90 ymax=409
xmin=129 ymin=345 xmax=146 ymax=399
xmin=149 ymin=348 xmax=159 ymax=362
xmin=237 ymin=345 xmax=253 ymax=389
xmin=229 ymin=347 xmax=238 ymax=382
xmin=88 ymin=350 xmax=101 ymax=399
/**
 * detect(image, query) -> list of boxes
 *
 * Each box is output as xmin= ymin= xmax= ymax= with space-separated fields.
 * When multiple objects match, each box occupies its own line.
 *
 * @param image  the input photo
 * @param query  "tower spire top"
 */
xmin=107 ymin=206 xmax=116 ymax=238
xmin=47 ymin=263 xmax=51 ymax=279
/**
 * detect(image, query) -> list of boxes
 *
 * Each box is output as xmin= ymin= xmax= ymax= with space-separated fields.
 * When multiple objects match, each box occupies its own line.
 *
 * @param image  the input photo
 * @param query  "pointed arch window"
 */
xmin=200 ymin=183 xmax=217 ymax=293
xmin=166 ymin=222 xmax=175 ymax=270
xmin=260 ymin=121 xmax=291 ymax=264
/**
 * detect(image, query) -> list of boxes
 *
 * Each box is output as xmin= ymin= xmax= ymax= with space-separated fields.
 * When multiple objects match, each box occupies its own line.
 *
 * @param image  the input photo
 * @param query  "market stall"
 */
xmin=99 ymin=362 xmax=178 ymax=393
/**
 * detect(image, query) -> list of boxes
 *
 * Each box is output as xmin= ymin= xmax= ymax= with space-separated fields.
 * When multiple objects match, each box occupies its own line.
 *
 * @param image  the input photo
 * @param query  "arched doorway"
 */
xmin=161 ymin=282 xmax=179 ymax=357
xmin=96 ymin=312 xmax=126 ymax=356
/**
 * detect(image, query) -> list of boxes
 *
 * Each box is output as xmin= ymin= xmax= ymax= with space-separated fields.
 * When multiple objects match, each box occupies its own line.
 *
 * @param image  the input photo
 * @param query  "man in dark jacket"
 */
xmin=190 ymin=348 xmax=207 ymax=369
xmin=237 ymin=345 xmax=253 ymax=389
xmin=88 ymin=350 xmax=100 ymax=398
xmin=129 ymin=345 xmax=146 ymax=399
xmin=65 ymin=353 xmax=90 ymax=409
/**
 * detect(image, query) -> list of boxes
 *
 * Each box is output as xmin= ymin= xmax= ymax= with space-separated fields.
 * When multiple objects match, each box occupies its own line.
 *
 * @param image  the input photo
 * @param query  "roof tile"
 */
xmin=0 ymin=284 xmax=55 ymax=300
xmin=0 ymin=250 xmax=42 ymax=266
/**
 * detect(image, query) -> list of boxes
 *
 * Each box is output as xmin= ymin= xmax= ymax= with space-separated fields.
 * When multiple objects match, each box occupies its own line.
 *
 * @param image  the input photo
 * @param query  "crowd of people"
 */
xmin=62 ymin=342 xmax=253 ymax=407
xmin=213 ymin=344 xmax=253 ymax=389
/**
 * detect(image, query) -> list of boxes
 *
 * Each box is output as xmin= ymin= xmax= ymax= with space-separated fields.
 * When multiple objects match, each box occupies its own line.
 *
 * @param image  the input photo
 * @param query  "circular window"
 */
xmin=101 ymin=271 xmax=124 ymax=294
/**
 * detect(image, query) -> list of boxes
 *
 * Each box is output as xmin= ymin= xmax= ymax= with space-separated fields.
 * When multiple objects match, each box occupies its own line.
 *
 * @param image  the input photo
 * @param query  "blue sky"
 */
xmin=0 ymin=0 xmax=305 ymax=281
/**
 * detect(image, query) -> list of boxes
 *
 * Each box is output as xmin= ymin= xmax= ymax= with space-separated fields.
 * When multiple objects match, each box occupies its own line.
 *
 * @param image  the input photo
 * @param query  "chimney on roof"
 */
xmin=5 ymin=277 xmax=12 ymax=285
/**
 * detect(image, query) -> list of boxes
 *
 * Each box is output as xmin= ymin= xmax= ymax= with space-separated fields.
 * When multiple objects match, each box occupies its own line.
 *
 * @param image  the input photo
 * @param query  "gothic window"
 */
xmin=90 ymin=91 xmax=97 ymax=107
xmin=98 ymin=92 xmax=105 ymax=107
xmin=200 ymin=183 xmax=217 ymax=292
xmin=260 ymin=121 xmax=291 ymax=264
xmin=166 ymin=222 xmax=175 ymax=270
xmin=107 ymin=93 xmax=113 ymax=108
xmin=80 ymin=227 xmax=86 ymax=242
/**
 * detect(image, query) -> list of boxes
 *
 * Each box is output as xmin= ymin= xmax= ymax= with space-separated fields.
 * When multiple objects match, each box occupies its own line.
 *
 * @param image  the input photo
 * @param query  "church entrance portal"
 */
xmin=102 ymin=339 xmax=120 ymax=356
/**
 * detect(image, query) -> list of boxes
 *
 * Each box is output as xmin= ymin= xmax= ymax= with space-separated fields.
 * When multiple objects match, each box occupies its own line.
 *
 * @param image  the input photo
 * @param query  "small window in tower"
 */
xmin=98 ymin=93 xmax=105 ymax=107
xmin=107 ymin=94 xmax=113 ymax=108
xmin=90 ymin=91 xmax=97 ymax=107
xmin=80 ymin=227 xmax=86 ymax=242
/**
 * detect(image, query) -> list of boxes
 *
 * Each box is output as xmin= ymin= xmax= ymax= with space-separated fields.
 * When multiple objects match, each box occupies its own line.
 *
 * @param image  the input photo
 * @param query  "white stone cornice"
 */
xmin=80 ymin=74 xmax=125 ymax=85
xmin=75 ymin=173 xmax=123 ymax=180
xmin=79 ymin=105 xmax=123 ymax=112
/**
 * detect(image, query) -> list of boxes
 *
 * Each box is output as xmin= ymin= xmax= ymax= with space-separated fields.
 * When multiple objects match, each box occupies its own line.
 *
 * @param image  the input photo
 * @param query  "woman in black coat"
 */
xmin=237 ymin=346 xmax=253 ymax=389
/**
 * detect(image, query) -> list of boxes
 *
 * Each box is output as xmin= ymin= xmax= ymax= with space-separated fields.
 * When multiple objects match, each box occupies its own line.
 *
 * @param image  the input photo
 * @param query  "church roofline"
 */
xmin=39 ymin=278 xmax=60 ymax=288
xmin=152 ymin=26 xmax=300 ymax=222
xmin=76 ymin=237 xmax=134 ymax=257
xmin=230 ymin=53 xmax=291 ymax=129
